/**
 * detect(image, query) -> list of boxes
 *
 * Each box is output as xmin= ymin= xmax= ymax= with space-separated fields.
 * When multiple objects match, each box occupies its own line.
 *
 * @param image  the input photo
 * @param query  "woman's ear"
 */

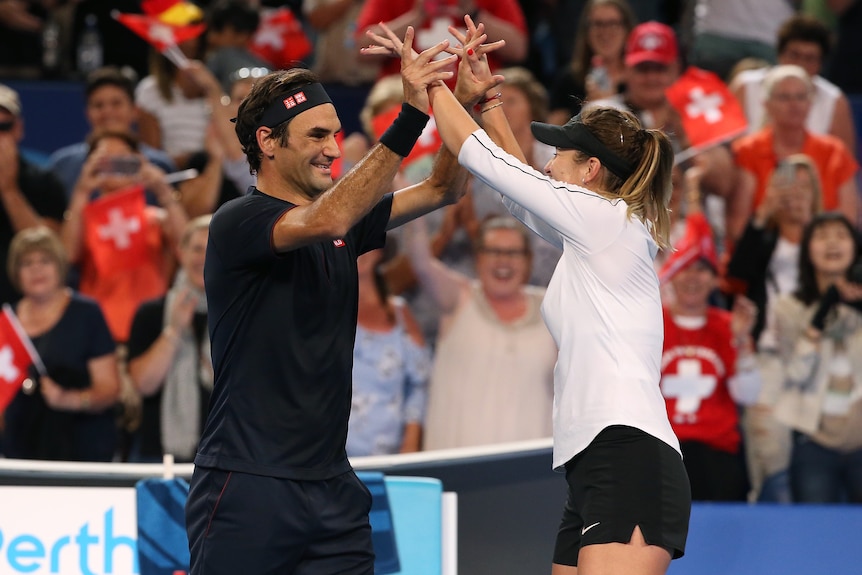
xmin=582 ymin=157 xmax=604 ymax=185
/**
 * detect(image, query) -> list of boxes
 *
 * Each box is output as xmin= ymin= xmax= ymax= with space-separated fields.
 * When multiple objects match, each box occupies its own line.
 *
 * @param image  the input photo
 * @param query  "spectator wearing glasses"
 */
xmin=547 ymin=0 xmax=637 ymax=126
xmin=730 ymin=14 xmax=857 ymax=154
xmin=729 ymin=65 xmax=858 ymax=244
xmin=403 ymin=215 xmax=556 ymax=450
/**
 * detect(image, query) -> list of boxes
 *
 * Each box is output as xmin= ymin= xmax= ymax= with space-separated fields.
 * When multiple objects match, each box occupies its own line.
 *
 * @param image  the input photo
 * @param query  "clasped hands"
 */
xmin=361 ymin=15 xmax=506 ymax=111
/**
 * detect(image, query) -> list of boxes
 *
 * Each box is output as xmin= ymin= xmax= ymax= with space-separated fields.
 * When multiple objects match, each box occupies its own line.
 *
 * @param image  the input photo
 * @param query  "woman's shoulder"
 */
xmin=134 ymin=75 xmax=158 ymax=97
xmin=773 ymin=293 xmax=807 ymax=317
xmin=64 ymin=292 xmax=111 ymax=327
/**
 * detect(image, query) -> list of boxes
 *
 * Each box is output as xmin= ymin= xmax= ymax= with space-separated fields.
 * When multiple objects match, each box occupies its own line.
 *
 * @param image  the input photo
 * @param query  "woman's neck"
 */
xmin=778 ymin=221 xmax=805 ymax=243
xmin=18 ymin=288 xmax=70 ymax=334
xmin=816 ymin=270 xmax=843 ymax=294
xmin=772 ymin=125 xmax=806 ymax=154
xmin=484 ymin=287 xmax=527 ymax=323
xmin=671 ymin=299 xmax=708 ymax=319
xmin=24 ymin=287 xmax=67 ymax=310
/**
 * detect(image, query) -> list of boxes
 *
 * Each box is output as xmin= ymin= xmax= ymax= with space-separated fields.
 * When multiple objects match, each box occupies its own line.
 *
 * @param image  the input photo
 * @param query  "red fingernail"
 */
xmin=467 ymin=49 xmax=474 ymax=55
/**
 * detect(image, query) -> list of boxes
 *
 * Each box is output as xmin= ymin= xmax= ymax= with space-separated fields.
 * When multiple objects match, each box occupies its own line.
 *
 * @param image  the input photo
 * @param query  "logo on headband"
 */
xmin=283 ymin=91 xmax=305 ymax=109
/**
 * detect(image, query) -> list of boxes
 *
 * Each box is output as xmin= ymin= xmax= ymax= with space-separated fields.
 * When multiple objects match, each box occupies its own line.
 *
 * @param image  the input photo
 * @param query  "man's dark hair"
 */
xmin=85 ymin=66 xmax=137 ymax=102
xmin=235 ymin=68 xmax=320 ymax=173
xmin=777 ymin=14 xmax=832 ymax=59
xmin=207 ymin=0 xmax=261 ymax=34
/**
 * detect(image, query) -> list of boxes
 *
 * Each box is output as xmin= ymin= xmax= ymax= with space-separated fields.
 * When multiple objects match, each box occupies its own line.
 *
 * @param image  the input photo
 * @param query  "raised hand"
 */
xmin=445 ymin=16 xmax=505 ymax=108
xmin=730 ymin=295 xmax=758 ymax=341
xmin=365 ymin=24 xmax=456 ymax=113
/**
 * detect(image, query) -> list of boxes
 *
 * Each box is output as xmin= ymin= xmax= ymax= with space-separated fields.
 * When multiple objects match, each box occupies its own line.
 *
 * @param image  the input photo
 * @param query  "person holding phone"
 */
xmin=61 ymin=130 xmax=189 ymax=344
xmin=772 ymin=212 xmax=862 ymax=503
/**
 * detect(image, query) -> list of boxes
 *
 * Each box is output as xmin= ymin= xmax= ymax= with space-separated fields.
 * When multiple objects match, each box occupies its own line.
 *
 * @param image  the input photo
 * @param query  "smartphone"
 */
xmin=848 ymin=261 xmax=862 ymax=284
xmin=773 ymin=160 xmax=796 ymax=187
xmin=99 ymin=155 xmax=142 ymax=176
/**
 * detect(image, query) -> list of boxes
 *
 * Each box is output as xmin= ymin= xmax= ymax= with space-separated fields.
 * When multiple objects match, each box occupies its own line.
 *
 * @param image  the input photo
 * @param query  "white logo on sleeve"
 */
xmin=581 ymin=522 xmax=601 ymax=536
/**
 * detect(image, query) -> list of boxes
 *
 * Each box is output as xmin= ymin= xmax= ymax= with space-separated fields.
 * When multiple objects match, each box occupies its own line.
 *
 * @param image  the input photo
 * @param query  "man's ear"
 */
xmin=256 ymin=126 xmax=276 ymax=159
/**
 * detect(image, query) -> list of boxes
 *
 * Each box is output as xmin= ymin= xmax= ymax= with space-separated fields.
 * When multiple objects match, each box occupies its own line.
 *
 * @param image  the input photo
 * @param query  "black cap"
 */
xmin=531 ymin=114 xmax=635 ymax=180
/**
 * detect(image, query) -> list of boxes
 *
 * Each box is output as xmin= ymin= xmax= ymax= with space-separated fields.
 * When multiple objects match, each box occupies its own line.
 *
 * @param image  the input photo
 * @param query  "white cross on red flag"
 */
xmin=0 ymin=304 xmax=43 ymax=412
xmin=83 ymin=185 xmax=149 ymax=276
xmin=114 ymin=12 xmax=206 ymax=53
xmin=666 ymin=67 xmax=748 ymax=151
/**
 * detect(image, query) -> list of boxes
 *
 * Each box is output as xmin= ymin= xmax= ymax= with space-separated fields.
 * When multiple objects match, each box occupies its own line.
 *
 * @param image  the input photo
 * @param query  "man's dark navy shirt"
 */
xmin=196 ymin=188 xmax=393 ymax=480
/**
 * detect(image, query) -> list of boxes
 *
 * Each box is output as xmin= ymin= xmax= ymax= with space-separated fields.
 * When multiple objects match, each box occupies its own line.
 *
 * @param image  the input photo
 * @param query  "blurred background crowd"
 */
xmin=1 ymin=0 xmax=862 ymax=506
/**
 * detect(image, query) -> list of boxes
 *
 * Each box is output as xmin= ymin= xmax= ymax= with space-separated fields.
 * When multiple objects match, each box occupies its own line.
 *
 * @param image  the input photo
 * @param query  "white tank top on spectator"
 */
xmin=135 ymin=75 xmax=210 ymax=158
xmin=736 ymin=67 xmax=840 ymax=135
xmin=694 ymin=0 xmax=794 ymax=45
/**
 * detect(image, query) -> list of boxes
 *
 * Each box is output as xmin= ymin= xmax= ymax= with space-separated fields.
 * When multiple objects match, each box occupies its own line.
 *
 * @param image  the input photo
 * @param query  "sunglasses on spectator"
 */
xmin=0 ymin=120 xmax=14 ymax=132
xmin=480 ymin=247 xmax=529 ymax=258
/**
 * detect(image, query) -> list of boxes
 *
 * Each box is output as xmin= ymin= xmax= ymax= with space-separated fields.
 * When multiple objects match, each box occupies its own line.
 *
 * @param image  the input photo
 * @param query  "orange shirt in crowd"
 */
xmin=79 ymin=208 xmax=168 ymax=342
xmin=732 ymin=127 xmax=858 ymax=210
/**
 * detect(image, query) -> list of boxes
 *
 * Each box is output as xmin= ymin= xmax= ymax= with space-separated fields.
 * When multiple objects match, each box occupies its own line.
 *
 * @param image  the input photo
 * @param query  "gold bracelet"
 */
xmin=481 ymin=102 xmax=503 ymax=114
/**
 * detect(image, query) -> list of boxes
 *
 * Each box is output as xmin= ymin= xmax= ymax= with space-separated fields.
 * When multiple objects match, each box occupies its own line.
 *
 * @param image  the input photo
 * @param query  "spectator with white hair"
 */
xmin=730 ymin=14 xmax=857 ymax=154
xmin=729 ymin=65 xmax=858 ymax=245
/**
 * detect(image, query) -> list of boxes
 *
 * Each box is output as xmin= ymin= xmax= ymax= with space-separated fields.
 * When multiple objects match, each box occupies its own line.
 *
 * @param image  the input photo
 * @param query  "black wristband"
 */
xmin=811 ymin=285 xmax=841 ymax=331
xmin=379 ymin=103 xmax=429 ymax=157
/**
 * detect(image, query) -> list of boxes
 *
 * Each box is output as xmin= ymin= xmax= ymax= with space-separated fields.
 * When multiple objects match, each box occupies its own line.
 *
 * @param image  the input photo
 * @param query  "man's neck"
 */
xmin=255 ymin=169 xmax=313 ymax=205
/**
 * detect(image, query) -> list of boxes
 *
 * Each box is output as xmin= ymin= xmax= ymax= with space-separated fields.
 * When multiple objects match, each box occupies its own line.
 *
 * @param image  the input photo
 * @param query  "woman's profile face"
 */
xmin=17 ymin=249 xmax=61 ymax=299
xmin=808 ymin=220 xmax=856 ymax=277
xmin=544 ymin=148 xmax=585 ymax=185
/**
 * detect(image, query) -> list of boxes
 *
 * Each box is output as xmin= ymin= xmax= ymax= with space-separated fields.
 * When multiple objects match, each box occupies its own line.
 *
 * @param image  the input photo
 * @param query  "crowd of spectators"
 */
xmin=1 ymin=0 xmax=861 ymax=504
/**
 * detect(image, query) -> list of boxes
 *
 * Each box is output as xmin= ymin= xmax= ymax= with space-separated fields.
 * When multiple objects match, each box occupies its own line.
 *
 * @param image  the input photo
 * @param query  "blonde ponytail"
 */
xmin=576 ymin=107 xmax=675 ymax=249
xmin=615 ymin=129 xmax=674 ymax=249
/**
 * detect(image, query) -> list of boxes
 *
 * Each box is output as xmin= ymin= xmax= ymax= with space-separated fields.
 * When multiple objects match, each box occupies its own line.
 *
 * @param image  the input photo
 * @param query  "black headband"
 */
xmin=531 ymin=114 xmax=635 ymax=180
xmin=256 ymin=83 xmax=333 ymax=129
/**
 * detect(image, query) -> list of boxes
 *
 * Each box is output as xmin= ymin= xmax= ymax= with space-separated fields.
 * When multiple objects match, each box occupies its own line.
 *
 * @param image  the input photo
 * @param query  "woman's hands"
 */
xmin=362 ymin=15 xmax=504 ymax=109
xmin=363 ymin=24 xmax=456 ymax=113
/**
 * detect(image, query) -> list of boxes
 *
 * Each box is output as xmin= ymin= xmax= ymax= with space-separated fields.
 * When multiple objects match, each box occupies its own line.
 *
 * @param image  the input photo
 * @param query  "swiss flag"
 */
xmin=83 ymin=186 xmax=149 ymax=276
xmin=372 ymin=105 xmax=441 ymax=169
xmin=659 ymin=211 xmax=718 ymax=284
xmin=249 ymin=7 xmax=312 ymax=69
xmin=114 ymin=12 xmax=206 ymax=53
xmin=666 ymin=67 xmax=748 ymax=150
xmin=0 ymin=305 xmax=42 ymax=412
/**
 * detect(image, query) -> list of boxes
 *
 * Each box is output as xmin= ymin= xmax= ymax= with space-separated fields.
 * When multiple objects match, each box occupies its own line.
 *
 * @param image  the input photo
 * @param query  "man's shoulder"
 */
xmin=211 ymin=189 xmax=291 ymax=232
xmin=140 ymin=144 xmax=176 ymax=172
xmin=20 ymin=157 xmax=64 ymax=189
xmin=813 ymin=74 xmax=843 ymax=99
xmin=47 ymin=142 xmax=88 ymax=166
